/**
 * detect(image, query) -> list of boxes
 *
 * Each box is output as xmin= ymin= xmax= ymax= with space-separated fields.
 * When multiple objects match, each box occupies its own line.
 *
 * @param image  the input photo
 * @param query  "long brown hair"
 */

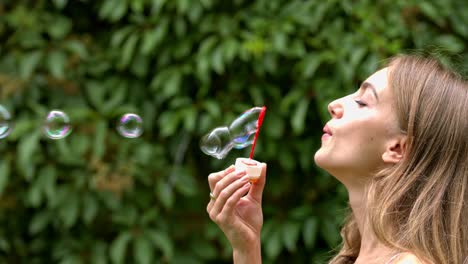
xmin=329 ymin=54 xmax=468 ymax=264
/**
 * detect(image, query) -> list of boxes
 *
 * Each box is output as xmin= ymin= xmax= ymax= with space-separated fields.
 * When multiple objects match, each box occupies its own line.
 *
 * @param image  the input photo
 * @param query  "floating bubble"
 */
xmin=200 ymin=106 xmax=266 ymax=159
xmin=229 ymin=107 xmax=263 ymax=149
xmin=0 ymin=105 xmax=13 ymax=139
xmin=200 ymin=127 xmax=233 ymax=159
xmin=43 ymin=110 xmax=72 ymax=140
xmin=117 ymin=113 xmax=143 ymax=138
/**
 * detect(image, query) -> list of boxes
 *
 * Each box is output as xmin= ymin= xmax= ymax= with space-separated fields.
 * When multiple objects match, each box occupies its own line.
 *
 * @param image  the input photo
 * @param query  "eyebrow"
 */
xmin=360 ymin=82 xmax=379 ymax=102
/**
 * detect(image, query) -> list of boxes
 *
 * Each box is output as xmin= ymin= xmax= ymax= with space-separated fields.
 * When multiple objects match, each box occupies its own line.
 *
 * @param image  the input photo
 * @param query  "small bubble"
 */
xmin=43 ymin=110 xmax=72 ymax=140
xmin=117 ymin=113 xmax=143 ymax=138
xmin=0 ymin=105 xmax=13 ymax=139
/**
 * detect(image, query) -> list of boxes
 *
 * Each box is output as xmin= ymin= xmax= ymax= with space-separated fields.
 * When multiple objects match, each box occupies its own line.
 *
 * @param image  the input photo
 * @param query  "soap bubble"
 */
xmin=43 ymin=110 xmax=72 ymax=140
xmin=229 ymin=107 xmax=263 ymax=149
xmin=200 ymin=106 xmax=266 ymax=159
xmin=117 ymin=113 xmax=143 ymax=138
xmin=200 ymin=127 xmax=233 ymax=159
xmin=0 ymin=105 xmax=13 ymax=139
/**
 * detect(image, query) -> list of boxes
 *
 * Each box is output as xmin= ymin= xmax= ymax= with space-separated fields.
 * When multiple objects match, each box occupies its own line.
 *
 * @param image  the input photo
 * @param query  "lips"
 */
xmin=321 ymin=124 xmax=333 ymax=141
xmin=323 ymin=124 xmax=333 ymax=136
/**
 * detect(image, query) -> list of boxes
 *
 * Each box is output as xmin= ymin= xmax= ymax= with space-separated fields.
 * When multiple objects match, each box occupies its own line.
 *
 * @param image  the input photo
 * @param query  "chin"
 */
xmin=314 ymin=150 xmax=347 ymax=177
xmin=313 ymin=149 xmax=329 ymax=169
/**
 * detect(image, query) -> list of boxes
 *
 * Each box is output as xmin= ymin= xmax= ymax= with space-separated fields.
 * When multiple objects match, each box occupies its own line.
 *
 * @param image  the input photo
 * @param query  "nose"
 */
xmin=328 ymin=98 xmax=343 ymax=119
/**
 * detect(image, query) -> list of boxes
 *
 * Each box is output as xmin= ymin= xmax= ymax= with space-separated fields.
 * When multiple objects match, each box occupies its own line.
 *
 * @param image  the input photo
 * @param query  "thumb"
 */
xmin=248 ymin=163 xmax=267 ymax=203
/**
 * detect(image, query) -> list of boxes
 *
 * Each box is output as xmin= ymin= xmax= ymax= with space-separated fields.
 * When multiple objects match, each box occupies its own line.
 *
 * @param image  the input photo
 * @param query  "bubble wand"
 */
xmin=248 ymin=106 xmax=266 ymax=159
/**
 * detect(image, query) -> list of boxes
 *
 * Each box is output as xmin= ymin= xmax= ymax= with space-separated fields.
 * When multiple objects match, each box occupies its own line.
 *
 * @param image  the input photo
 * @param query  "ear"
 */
xmin=382 ymin=136 xmax=407 ymax=164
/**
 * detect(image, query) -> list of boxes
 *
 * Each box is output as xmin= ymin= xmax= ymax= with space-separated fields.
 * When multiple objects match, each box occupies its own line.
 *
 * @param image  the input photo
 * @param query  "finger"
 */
xmin=210 ymin=175 xmax=251 ymax=217
xmin=212 ymin=170 xmax=247 ymax=199
xmin=219 ymin=182 xmax=251 ymax=219
xmin=248 ymin=163 xmax=267 ymax=203
xmin=207 ymin=199 xmax=214 ymax=214
xmin=208 ymin=165 xmax=235 ymax=191
xmin=206 ymin=191 xmax=217 ymax=212
xmin=207 ymin=171 xmax=247 ymax=216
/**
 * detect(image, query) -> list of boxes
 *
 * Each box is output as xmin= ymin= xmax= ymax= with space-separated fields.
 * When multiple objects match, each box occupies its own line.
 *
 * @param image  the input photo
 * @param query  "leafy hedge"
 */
xmin=0 ymin=0 xmax=466 ymax=263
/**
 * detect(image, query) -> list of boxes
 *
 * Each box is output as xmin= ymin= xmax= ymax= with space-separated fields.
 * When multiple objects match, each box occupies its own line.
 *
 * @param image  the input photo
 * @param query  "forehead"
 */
xmin=365 ymin=67 xmax=389 ymax=93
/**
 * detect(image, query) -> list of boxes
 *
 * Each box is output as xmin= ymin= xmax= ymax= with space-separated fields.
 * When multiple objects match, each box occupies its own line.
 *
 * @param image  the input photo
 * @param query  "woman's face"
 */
xmin=314 ymin=67 xmax=402 ymax=180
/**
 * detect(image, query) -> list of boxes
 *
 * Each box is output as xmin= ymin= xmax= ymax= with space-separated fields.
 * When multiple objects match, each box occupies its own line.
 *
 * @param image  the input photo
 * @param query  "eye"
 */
xmin=354 ymin=100 xmax=367 ymax=107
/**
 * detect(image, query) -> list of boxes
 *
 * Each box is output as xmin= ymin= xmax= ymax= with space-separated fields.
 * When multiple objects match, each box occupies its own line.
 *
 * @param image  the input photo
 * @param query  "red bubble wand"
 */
xmin=249 ymin=106 xmax=266 ymax=159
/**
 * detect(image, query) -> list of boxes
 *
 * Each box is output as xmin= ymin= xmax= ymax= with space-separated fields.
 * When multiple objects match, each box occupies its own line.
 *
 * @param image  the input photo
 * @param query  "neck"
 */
xmin=346 ymin=180 xmax=397 ymax=263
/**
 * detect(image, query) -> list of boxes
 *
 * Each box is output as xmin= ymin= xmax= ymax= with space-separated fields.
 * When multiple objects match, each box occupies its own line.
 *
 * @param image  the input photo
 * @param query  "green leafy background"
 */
xmin=0 ymin=0 xmax=466 ymax=263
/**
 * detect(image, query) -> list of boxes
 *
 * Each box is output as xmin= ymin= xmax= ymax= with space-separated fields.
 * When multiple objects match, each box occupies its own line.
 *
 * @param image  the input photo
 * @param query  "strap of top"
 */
xmin=384 ymin=253 xmax=403 ymax=264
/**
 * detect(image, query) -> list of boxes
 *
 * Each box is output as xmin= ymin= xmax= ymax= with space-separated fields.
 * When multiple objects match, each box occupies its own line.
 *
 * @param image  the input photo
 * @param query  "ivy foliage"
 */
xmin=0 ymin=0 xmax=466 ymax=263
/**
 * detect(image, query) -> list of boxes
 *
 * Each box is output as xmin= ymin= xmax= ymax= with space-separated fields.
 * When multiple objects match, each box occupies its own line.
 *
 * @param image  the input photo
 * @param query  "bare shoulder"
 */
xmin=393 ymin=253 xmax=430 ymax=264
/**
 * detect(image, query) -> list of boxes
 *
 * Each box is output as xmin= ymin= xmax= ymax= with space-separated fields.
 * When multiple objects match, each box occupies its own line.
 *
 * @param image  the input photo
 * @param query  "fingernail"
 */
xmin=240 ymin=175 xmax=250 ymax=182
xmin=237 ymin=170 xmax=247 ymax=176
xmin=225 ymin=165 xmax=235 ymax=173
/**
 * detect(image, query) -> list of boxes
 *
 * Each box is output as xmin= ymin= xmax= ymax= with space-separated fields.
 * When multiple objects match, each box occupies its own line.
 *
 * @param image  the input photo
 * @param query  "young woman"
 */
xmin=206 ymin=54 xmax=468 ymax=264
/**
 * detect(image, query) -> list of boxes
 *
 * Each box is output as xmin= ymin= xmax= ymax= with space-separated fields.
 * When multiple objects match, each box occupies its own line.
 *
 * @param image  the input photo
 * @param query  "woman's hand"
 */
xmin=206 ymin=163 xmax=267 ymax=257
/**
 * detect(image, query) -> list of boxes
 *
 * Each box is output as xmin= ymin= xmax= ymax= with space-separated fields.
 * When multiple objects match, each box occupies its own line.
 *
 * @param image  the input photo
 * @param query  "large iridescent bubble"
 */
xmin=0 ymin=105 xmax=13 ymax=139
xmin=229 ymin=107 xmax=263 ymax=149
xmin=200 ymin=106 xmax=266 ymax=159
xmin=200 ymin=126 xmax=233 ymax=159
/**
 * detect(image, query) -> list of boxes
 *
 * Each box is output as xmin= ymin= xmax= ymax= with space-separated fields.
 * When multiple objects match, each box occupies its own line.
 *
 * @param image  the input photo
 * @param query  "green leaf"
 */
xmin=211 ymin=45 xmax=224 ymax=74
xmin=93 ymin=120 xmax=108 ymax=160
xmin=111 ymin=26 xmax=134 ymax=48
xmin=64 ymin=40 xmax=89 ymax=59
xmin=101 ymin=82 xmax=127 ymax=114
xmin=174 ymin=168 xmax=198 ymax=196
xmin=156 ymin=182 xmax=174 ymax=209
xmin=419 ymin=2 xmax=445 ymax=27
xmin=0 ymin=237 xmax=9 ymax=251
xmin=47 ymin=16 xmax=72 ymax=39
xmin=59 ymin=192 xmax=80 ymax=228
xmin=264 ymin=227 xmax=282 ymax=259
xmin=29 ymin=211 xmax=50 ymax=235
xmin=52 ymin=0 xmax=68 ymax=9
xmin=91 ymin=242 xmax=108 ymax=264
xmin=222 ymin=38 xmax=239 ymax=63
xmin=176 ymin=0 xmax=190 ymax=14
xmin=105 ymin=0 xmax=128 ymax=22
xmin=282 ymin=221 xmax=301 ymax=252
xmin=133 ymin=235 xmax=154 ymax=264
xmin=47 ymin=50 xmax=67 ymax=79
xmin=141 ymin=22 xmax=168 ymax=55
xmin=119 ymin=33 xmax=139 ymax=69
xmin=320 ymin=219 xmax=341 ymax=247
xmin=291 ymin=98 xmax=309 ymax=135
xmin=139 ymin=209 xmax=158 ymax=225
xmin=27 ymin=181 xmax=43 ymax=208
xmin=163 ymin=71 xmax=182 ymax=99
xmin=110 ymin=232 xmax=132 ymax=264
xmin=303 ymin=217 xmax=318 ymax=249
xmin=263 ymin=113 xmax=284 ymax=139
xmin=280 ymin=89 xmax=304 ymax=114
xmin=17 ymin=131 xmax=41 ymax=180
xmin=202 ymin=100 xmax=221 ymax=118
xmin=301 ymin=53 xmax=321 ymax=78
xmin=19 ymin=51 xmax=42 ymax=79
xmin=191 ymin=239 xmax=217 ymax=259
xmin=0 ymin=160 xmax=10 ymax=196
xmin=182 ymin=107 xmax=197 ymax=132
xmin=82 ymin=194 xmax=99 ymax=224
xmin=434 ymin=35 xmax=465 ymax=53
xmin=38 ymin=165 xmax=57 ymax=203
xmin=147 ymin=229 xmax=174 ymax=259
